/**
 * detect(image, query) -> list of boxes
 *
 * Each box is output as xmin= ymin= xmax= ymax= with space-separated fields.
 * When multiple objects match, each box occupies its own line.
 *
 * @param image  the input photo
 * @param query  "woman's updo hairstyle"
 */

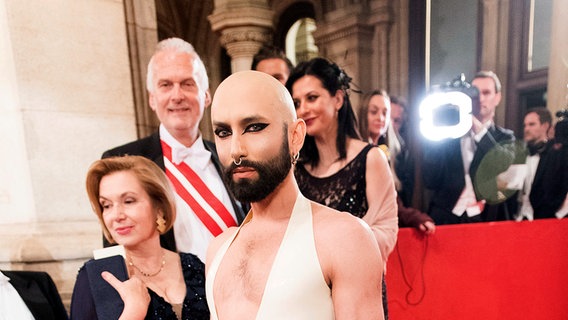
xmin=286 ymin=57 xmax=360 ymax=167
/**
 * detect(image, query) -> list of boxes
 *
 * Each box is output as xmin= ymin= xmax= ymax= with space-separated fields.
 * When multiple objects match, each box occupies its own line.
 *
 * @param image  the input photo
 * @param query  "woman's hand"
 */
xmin=102 ymin=271 xmax=150 ymax=320
xmin=419 ymin=221 xmax=436 ymax=234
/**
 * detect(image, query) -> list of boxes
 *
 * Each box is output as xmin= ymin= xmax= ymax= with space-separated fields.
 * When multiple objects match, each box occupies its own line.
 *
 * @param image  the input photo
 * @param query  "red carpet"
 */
xmin=387 ymin=218 xmax=568 ymax=320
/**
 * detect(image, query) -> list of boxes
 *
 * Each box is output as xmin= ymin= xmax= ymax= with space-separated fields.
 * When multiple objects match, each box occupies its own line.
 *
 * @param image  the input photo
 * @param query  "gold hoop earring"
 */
xmin=292 ymin=152 xmax=300 ymax=165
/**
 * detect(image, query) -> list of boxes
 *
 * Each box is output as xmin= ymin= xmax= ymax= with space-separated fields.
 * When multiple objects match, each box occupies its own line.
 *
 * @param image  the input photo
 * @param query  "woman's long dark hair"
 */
xmin=285 ymin=57 xmax=360 ymax=167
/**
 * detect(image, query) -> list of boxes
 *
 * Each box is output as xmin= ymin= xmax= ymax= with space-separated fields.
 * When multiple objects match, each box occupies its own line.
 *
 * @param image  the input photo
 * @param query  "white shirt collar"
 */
xmin=159 ymin=125 xmax=211 ymax=170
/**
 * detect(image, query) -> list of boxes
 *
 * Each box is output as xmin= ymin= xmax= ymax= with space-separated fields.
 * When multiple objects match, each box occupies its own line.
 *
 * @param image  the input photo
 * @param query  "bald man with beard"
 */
xmin=205 ymin=71 xmax=384 ymax=320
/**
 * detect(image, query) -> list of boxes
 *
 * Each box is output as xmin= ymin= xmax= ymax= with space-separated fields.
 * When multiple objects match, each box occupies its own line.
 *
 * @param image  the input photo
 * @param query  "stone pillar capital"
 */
xmin=208 ymin=2 xmax=274 ymax=72
xmin=208 ymin=4 xmax=273 ymax=31
xmin=217 ymin=27 xmax=272 ymax=58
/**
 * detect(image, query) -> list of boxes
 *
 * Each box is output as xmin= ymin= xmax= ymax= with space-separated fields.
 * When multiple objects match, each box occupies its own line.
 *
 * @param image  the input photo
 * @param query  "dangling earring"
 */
xmin=156 ymin=215 xmax=166 ymax=234
xmin=292 ymin=152 xmax=300 ymax=165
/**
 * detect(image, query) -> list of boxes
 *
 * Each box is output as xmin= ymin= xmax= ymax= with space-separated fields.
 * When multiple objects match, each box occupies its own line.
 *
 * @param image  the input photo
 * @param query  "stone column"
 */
xmin=369 ymin=1 xmax=394 ymax=91
xmin=479 ymin=0 xmax=511 ymax=124
xmin=312 ymin=1 xmax=393 ymax=109
xmin=547 ymin=0 xmax=568 ymax=116
xmin=313 ymin=20 xmax=375 ymax=109
xmin=124 ymin=0 xmax=159 ymax=137
xmin=386 ymin=0 xmax=410 ymax=98
xmin=209 ymin=0 xmax=273 ymax=73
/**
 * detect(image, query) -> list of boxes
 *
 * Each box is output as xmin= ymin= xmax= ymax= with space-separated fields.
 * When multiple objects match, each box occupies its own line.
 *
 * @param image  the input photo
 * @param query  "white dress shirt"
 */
xmin=555 ymin=194 xmax=568 ymax=219
xmin=516 ymin=154 xmax=540 ymax=221
xmin=452 ymin=126 xmax=488 ymax=217
xmin=160 ymin=125 xmax=237 ymax=262
xmin=0 ymin=272 xmax=35 ymax=320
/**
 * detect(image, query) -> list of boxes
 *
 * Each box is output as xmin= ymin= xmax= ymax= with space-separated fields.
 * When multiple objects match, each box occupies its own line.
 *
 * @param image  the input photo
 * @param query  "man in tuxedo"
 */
xmin=1 ymin=270 xmax=68 ymax=320
xmin=516 ymin=107 xmax=566 ymax=220
xmin=103 ymin=38 xmax=246 ymax=261
xmin=423 ymin=71 xmax=517 ymax=225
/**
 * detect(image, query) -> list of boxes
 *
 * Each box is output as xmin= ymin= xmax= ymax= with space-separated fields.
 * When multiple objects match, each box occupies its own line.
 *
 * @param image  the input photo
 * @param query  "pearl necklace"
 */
xmin=128 ymin=254 xmax=166 ymax=277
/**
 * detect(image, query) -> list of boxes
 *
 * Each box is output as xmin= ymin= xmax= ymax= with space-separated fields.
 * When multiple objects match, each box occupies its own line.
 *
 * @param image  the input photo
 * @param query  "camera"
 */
xmin=419 ymin=74 xmax=480 ymax=141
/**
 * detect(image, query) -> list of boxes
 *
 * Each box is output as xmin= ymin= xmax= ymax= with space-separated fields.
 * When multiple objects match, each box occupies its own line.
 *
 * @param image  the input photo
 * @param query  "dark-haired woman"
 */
xmin=286 ymin=57 xmax=398 ymax=318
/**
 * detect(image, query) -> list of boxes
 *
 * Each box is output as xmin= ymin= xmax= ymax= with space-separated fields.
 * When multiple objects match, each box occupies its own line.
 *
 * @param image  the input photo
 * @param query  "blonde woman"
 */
xmin=359 ymin=91 xmax=435 ymax=234
xmin=70 ymin=156 xmax=209 ymax=319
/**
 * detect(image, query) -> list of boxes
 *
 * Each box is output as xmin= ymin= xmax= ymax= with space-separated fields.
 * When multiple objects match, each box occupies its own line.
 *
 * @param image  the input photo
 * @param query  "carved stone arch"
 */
xmin=156 ymin=1 xmax=216 ymax=50
xmin=154 ymin=0 xmax=220 ymax=69
xmin=270 ymin=0 xmax=322 ymax=20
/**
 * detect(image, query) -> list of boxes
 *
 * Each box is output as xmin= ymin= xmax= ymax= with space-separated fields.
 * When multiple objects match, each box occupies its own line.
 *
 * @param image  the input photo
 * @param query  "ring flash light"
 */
xmin=419 ymin=74 xmax=479 ymax=141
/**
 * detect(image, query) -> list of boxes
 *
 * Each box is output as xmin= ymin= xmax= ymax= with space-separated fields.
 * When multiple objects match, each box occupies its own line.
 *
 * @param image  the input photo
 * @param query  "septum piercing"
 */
xmin=233 ymin=157 xmax=242 ymax=166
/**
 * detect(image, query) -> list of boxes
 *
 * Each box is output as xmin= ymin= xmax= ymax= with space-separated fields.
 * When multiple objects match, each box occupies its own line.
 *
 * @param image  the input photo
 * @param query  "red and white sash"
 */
xmin=161 ymin=140 xmax=237 ymax=236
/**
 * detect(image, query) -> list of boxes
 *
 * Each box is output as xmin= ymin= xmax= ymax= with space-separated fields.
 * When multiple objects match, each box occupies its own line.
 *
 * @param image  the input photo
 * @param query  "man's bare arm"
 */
xmin=316 ymin=211 xmax=385 ymax=320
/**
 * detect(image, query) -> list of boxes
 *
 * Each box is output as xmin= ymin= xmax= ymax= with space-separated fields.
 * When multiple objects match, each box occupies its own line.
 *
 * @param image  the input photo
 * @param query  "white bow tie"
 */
xmin=171 ymin=146 xmax=211 ymax=166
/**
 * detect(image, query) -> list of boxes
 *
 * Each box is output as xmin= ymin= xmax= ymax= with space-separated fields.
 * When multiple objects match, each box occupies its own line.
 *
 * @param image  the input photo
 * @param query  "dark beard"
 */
xmin=222 ymin=136 xmax=291 ymax=203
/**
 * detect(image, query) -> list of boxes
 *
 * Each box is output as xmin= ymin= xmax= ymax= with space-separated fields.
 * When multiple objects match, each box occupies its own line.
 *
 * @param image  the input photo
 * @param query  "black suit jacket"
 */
xmin=423 ymin=125 xmax=516 ymax=223
xmin=101 ymin=132 xmax=247 ymax=251
xmin=530 ymin=141 xmax=568 ymax=219
xmin=2 ymin=270 xmax=69 ymax=320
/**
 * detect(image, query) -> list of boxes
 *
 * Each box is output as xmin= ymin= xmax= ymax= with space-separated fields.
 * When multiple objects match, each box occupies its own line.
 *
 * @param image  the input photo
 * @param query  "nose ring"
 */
xmin=233 ymin=157 xmax=242 ymax=166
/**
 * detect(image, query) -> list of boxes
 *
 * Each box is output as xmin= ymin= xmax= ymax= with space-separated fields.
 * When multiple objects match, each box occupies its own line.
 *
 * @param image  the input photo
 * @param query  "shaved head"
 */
xmin=210 ymin=71 xmax=306 ymax=202
xmin=211 ymin=71 xmax=306 ymax=202
xmin=211 ymin=70 xmax=297 ymax=124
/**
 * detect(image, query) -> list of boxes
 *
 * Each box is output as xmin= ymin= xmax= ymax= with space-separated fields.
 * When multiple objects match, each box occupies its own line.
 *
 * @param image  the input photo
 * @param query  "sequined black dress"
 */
xmin=295 ymin=144 xmax=372 ymax=218
xmin=70 ymin=252 xmax=209 ymax=320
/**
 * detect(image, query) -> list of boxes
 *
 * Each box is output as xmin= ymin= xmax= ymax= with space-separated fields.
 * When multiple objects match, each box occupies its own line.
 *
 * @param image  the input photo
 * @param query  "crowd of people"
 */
xmin=356 ymin=70 xmax=568 ymax=226
xmin=5 ymin=37 xmax=566 ymax=319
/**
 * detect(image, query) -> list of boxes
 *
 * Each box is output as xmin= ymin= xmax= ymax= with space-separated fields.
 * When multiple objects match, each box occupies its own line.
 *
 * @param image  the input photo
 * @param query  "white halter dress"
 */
xmin=206 ymin=194 xmax=335 ymax=320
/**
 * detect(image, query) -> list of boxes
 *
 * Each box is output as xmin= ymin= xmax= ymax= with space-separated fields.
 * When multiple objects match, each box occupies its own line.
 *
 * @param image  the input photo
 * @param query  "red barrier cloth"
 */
xmin=386 ymin=218 xmax=568 ymax=320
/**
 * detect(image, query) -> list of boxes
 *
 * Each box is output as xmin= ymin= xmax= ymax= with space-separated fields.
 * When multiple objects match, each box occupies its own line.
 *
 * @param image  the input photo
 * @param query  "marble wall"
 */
xmin=0 ymin=0 xmax=137 ymax=307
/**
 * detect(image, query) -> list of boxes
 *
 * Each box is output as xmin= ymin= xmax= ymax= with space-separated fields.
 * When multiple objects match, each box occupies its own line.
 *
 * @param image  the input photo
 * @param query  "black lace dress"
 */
xmin=294 ymin=143 xmax=389 ymax=319
xmin=70 ymin=252 xmax=209 ymax=320
xmin=146 ymin=253 xmax=209 ymax=319
xmin=294 ymin=144 xmax=372 ymax=218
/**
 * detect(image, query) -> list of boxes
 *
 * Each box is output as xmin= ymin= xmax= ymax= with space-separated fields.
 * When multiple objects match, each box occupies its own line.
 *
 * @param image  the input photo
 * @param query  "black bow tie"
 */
xmin=527 ymin=141 xmax=547 ymax=156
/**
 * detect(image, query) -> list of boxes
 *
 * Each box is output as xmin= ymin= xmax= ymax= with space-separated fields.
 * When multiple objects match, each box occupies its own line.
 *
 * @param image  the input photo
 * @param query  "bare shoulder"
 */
xmin=348 ymin=139 xmax=388 ymax=165
xmin=366 ymin=144 xmax=388 ymax=164
xmin=310 ymin=201 xmax=383 ymax=286
xmin=365 ymin=145 xmax=390 ymax=178
xmin=205 ymin=226 xmax=238 ymax=268
xmin=311 ymin=202 xmax=376 ymax=245
xmin=347 ymin=138 xmax=369 ymax=155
